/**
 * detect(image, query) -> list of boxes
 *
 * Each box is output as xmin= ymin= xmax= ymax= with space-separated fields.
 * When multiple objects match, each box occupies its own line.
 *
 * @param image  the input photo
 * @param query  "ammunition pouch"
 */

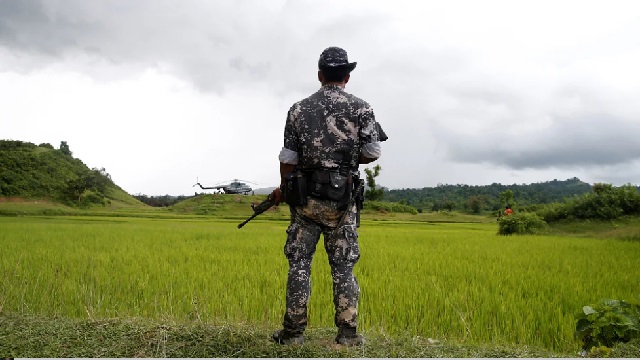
xmin=283 ymin=171 xmax=307 ymax=207
xmin=307 ymin=170 xmax=352 ymax=210
xmin=283 ymin=169 xmax=359 ymax=211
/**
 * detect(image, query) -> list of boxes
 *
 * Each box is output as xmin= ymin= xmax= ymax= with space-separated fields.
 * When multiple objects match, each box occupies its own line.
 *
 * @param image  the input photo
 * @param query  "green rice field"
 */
xmin=1 ymin=215 xmax=639 ymax=353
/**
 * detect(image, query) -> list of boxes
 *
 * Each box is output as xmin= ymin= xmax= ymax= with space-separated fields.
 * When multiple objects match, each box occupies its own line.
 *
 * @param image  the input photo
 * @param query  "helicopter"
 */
xmin=193 ymin=178 xmax=256 ymax=195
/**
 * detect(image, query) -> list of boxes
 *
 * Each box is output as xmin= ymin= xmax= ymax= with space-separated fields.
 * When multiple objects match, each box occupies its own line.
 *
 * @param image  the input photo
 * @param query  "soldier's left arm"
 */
xmin=358 ymin=103 xmax=387 ymax=164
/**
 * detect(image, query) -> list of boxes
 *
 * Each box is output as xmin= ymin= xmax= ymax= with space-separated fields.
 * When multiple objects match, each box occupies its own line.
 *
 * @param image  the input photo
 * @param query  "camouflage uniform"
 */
xmin=280 ymin=83 xmax=382 ymax=335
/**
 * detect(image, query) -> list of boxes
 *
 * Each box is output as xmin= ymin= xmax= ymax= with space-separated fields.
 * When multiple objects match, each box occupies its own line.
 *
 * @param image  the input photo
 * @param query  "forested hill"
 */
xmin=0 ymin=140 xmax=142 ymax=207
xmin=384 ymin=178 xmax=594 ymax=212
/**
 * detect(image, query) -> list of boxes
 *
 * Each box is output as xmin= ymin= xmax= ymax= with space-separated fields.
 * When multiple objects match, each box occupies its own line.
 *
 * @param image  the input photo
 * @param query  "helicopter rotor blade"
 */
xmin=231 ymin=179 xmax=259 ymax=185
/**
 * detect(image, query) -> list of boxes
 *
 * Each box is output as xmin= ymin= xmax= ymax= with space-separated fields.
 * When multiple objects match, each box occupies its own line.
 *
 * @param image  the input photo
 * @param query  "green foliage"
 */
xmin=497 ymin=212 xmax=547 ymax=235
xmin=466 ymin=195 xmax=487 ymax=214
xmin=536 ymin=183 xmax=640 ymax=223
xmin=364 ymin=200 xmax=418 ymax=214
xmin=575 ymin=299 xmax=640 ymax=352
xmin=79 ymin=189 xmax=111 ymax=207
xmin=613 ymin=338 xmax=640 ymax=358
xmin=0 ymin=140 xmax=38 ymax=151
xmin=134 ymin=194 xmax=195 ymax=207
xmin=584 ymin=345 xmax=613 ymax=358
xmin=364 ymin=164 xmax=384 ymax=201
xmin=385 ymin=177 xmax=592 ymax=213
xmin=433 ymin=199 xmax=456 ymax=212
xmin=62 ymin=167 xmax=115 ymax=207
xmin=0 ymin=139 xmax=137 ymax=207
xmin=59 ymin=141 xmax=72 ymax=156
xmin=530 ymin=202 xmax=573 ymax=222
xmin=499 ymin=189 xmax=515 ymax=208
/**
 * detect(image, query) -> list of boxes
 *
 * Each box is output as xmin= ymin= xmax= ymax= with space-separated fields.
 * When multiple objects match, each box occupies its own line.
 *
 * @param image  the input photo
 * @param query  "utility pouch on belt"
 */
xmin=308 ymin=170 xmax=351 ymax=209
xmin=283 ymin=171 xmax=307 ymax=207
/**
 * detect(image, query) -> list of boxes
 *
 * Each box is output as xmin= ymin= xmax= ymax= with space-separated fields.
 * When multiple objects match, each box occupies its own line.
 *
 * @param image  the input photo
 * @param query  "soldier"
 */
xmin=269 ymin=46 xmax=387 ymax=346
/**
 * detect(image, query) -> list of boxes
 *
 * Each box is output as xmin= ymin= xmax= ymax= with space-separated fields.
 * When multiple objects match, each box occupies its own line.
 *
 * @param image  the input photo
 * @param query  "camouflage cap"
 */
xmin=318 ymin=46 xmax=357 ymax=71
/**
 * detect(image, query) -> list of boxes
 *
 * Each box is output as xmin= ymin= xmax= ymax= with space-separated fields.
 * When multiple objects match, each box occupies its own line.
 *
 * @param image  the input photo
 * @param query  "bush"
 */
xmin=79 ymin=190 xmax=108 ymax=207
xmin=531 ymin=202 xmax=571 ymax=222
xmin=617 ymin=184 xmax=640 ymax=215
xmin=497 ymin=212 xmax=547 ymax=235
xmin=575 ymin=299 xmax=640 ymax=352
xmin=364 ymin=201 xmax=418 ymax=214
xmin=572 ymin=192 xmax=623 ymax=220
xmin=535 ymin=184 xmax=640 ymax=223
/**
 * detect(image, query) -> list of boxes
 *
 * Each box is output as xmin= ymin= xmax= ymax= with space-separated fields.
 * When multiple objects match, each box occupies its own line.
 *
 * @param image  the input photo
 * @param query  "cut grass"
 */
xmin=0 ymin=312 xmax=578 ymax=358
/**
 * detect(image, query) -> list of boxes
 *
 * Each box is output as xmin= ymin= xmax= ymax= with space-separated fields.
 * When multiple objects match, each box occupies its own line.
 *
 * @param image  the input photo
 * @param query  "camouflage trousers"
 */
xmin=281 ymin=197 xmax=361 ymax=334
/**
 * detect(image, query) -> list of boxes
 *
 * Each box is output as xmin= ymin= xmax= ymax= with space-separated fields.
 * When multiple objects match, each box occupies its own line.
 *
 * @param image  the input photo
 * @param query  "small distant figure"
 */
xmin=504 ymin=205 xmax=513 ymax=216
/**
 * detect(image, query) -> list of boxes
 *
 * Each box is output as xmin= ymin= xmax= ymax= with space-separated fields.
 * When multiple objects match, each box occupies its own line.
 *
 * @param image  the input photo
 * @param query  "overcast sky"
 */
xmin=2 ymin=0 xmax=639 ymax=195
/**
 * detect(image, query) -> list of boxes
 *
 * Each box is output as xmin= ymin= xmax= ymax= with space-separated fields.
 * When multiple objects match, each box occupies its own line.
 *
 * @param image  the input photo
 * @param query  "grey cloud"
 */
xmin=0 ymin=0 xmax=282 ymax=93
xmin=228 ymin=57 xmax=271 ymax=79
xmin=0 ymin=0 xmax=402 ymax=96
xmin=0 ymin=0 xmax=94 ymax=55
xmin=3 ymin=0 xmax=640 ymax=192
xmin=586 ymin=160 xmax=640 ymax=186
xmin=442 ymin=114 xmax=640 ymax=169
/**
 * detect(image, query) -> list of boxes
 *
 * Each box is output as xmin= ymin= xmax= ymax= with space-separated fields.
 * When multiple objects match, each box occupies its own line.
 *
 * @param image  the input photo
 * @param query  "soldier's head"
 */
xmin=317 ymin=46 xmax=357 ymax=86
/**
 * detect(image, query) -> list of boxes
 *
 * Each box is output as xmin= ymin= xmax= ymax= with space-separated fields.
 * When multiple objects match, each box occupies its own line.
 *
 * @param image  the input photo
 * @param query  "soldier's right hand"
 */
xmin=269 ymin=187 xmax=284 ymax=205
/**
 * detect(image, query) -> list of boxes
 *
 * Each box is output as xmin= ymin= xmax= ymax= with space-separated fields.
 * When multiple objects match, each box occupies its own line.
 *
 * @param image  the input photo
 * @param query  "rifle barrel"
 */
xmin=237 ymin=213 xmax=258 ymax=229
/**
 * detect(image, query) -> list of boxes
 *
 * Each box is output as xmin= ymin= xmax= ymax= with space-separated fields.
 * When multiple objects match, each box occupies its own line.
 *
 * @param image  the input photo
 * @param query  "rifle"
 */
xmin=237 ymin=195 xmax=277 ymax=229
xmin=333 ymin=176 xmax=365 ymax=231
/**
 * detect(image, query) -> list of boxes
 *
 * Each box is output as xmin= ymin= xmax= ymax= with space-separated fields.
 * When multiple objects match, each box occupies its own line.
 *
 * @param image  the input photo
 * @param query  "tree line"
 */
xmin=382 ymin=177 xmax=600 ymax=213
xmin=132 ymin=194 xmax=195 ymax=207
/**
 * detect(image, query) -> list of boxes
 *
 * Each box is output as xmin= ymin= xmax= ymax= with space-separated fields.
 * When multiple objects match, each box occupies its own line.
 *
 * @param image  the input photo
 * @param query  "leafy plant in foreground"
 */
xmin=575 ymin=299 xmax=640 ymax=354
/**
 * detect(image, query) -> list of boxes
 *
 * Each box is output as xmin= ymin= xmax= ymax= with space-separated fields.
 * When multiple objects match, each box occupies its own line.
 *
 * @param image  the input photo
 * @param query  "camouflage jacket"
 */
xmin=283 ymin=84 xmax=381 ymax=173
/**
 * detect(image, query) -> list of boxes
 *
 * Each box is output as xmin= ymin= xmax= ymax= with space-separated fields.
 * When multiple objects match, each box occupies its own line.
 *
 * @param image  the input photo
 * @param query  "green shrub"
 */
xmin=531 ymin=202 xmax=572 ymax=222
xmin=575 ymin=299 xmax=640 ymax=352
xmin=535 ymin=184 xmax=640 ymax=223
xmin=364 ymin=201 xmax=418 ymax=214
xmin=572 ymin=192 xmax=623 ymax=220
xmin=617 ymin=184 xmax=640 ymax=215
xmin=79 ymin=190 xmax=108 ymax=207
xmin=497 ymin=212 xmax=547 ymax=235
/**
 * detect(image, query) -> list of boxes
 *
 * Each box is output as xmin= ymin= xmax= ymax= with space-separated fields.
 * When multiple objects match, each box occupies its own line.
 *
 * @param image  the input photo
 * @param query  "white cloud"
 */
xmin=2 ymin=0 xmax=640 ymax=195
